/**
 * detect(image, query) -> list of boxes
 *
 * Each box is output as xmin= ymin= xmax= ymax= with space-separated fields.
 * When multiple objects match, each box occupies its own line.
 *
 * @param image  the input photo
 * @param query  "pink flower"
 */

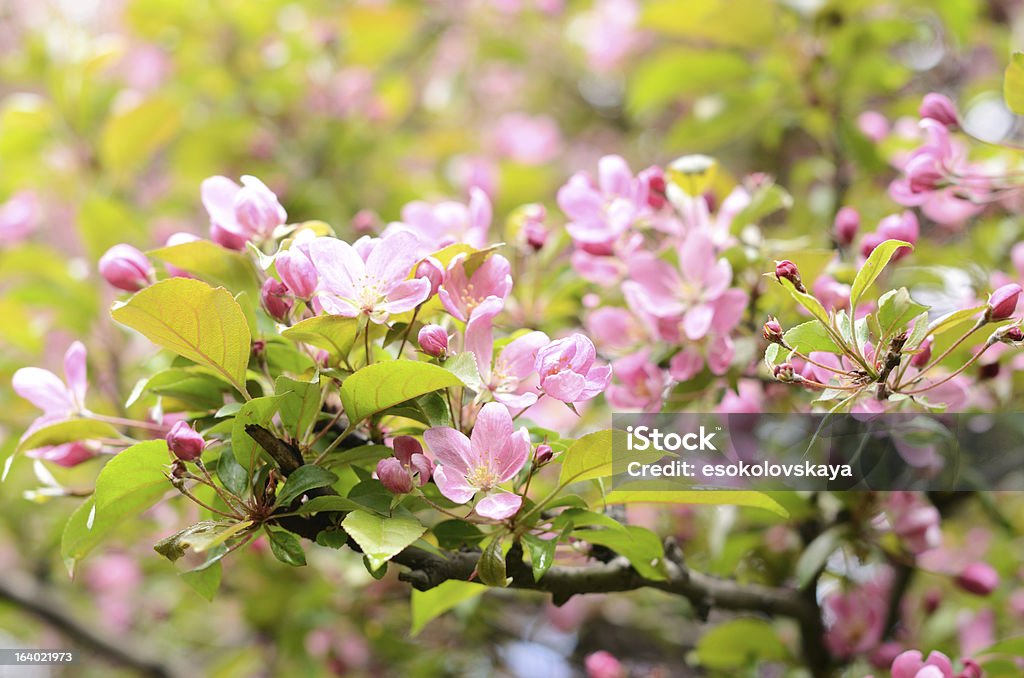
xmin=824 ymin=575 xmax=889 ymax=658
xmin=439 ymin=253 xmax=513 ymax=322
xmin=465 ymin=297 xmax=549 ymax=408
xmin=393 ymin=187 xmax=492 ymax=250
xmin=584 ymin=650 xmax=624 ymax=678
xmin=98 ymin=244 xmax=154 ymax=292
xmin=876 ymin=211 xmax=919 ymax=260
xmin=423 ymin=402 xmax=530 ymax=520
xmin=376 ymin=436 xmax=434 ymax=494
xmin=308 ymin=231 xmax=431 ymax=323
xmin=13 ymin=342 xmax=89 ymax=432
xmin=166 ymin=421 xmax=205 ymax=462
xmin=558 ymin=155 xmax=648 ymax=246
xmin=573 ymin=0 xmax=639 ymax=72
xmin=623 ymin=231 xmax=747 ymax=340
xmin=25 ymin=441 xmax=96 ymax=468
xmin=491 ymin=113 xmax=562 ymax=165
xmin=418 ymin=324 xmax=450 ymax=358
xmin=956 ymin=562 xmax=999 ymax=596
xmin=883 ymin=492 xmax=941 ymax=554
xmin=535 ymin=335 xmax=612 ymax=404
xmin=275 ymin=245 xmax=318 ymax=299
xmin=834 ymin=206 xmax=859 ymax=245
xmin=201 ymin=175 xmax=286 ymax=247
xmin=919 ymin=93 xmax=959 ymax=128
xmin=0 ymin=191 xmax=38 ymax=243
xmin=858 ymin=110 xmax=890 ymax=142
xmin=891 ymin=650 xmax=954 ymax=678
xmin=605 ymin=350 xmax=666 ymax=412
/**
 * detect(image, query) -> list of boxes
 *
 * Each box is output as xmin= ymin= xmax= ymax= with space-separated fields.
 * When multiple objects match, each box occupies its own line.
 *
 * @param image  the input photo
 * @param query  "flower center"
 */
xmin=466 ymin=464 xmax=500 ymax=491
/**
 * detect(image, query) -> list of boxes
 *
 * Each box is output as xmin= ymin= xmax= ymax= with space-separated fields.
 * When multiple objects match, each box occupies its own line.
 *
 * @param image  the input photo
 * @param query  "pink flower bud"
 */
xmin=986 ymin=283 xmax=1022 ymax=321
xmin=418 ymin=324 xmax=449 ymax=358
xmin=911 ymin=336 xmax=933 ymax=368
xmin=1001 ymin=325 xmax=1024 ymax=343
xmin=376 ymin=457 xmax=414 ymax=494
xmin=166 ymin=420 xmax=205 ymax=461
xmin=857 ymin=110 xmax=890 ymax=142
xmin=275 ymin=247 xmax=317 ymax=299
xmin=919 ymin=93 xmax=959 ymax=128
xmin=261 ymin=278 xmax=294 ymax=322
xmin=351 ymin=209 xmax=380 ymax=233
xmin=585 ymin=651 xmax=624 ymax=678
xmin=956 ymin=562 xmax=999 ymax=596
xmin=98 ymin=244 xmax=154 ymax=292
xmin=774 ymin=260 xmax=804 ymax=291
xmin=762 ymin=317 xmax=784 ymax=344
xmin=644 ymin=167 xmax=668 ymax=209
xmin=834 ymin=207 xmax=860 ymax=246
xmin=958 ymin=659 xmax=982 ymax=678
xmin=210 ymin=222 xmax=248 ymax=250
xmin=860 ymin=231 xmax=885 ymax=258
xmin=233 ymin=175 xmax=286 ymax=238
xmin=923 ymin=588 xmax=943 ymax=615
xmin=416 ymin=257 xmax=444 ymax=297
xmin=535 ymin=444 xmax=553 ymax=465
xmin=891 ymin=650 xmax=954 ymax=678
xmin=522 ymin=204 xmax=548 ymax=250
xmin=773 ymin=362 xmax=799 ymax=382
xmin=877 ymin=212 xmax=919 ymax=260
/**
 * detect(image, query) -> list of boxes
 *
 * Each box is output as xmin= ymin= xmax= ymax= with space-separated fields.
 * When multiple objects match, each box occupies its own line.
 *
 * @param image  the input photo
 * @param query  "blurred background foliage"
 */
xmin=1 ymin=0 xmax=1022 ymax=676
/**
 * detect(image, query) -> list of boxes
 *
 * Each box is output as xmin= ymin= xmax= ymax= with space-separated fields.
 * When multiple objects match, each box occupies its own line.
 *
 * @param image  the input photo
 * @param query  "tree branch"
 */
xmin=0 ymin=570 xmax=185 ymax=678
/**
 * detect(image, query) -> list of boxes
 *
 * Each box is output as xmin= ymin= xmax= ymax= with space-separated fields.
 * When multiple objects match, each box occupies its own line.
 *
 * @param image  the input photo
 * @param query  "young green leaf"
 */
xmin=231 ymin=395 xmax=285 ymax=471
xmin=1005 ymin=52 xmax=1024 ymax=115
xmin=148 ymin=240 xmax=259 ymax=295
xmin=522 ymin=535 xmax=557 ymax=582
xmin=477 ymin=535 xmax=508 ymax=587
xmin=16 ymin=418 xmax=120 ymax=455
xmin=604 ymin=490 xmax=788 ymax=517
xmin=275 ymin=465 xmax=339 ymax=507
xmin=410 ymin=580 xmax=486 ymax=636
xmin=267 ymin=529 xmax=307 ymax=567
xmin=340 ymin=361 xmax=464 ymax=424
xmin=276 ymin=375 xmax=322 ymax=442
xmin=281 ymin=315 xmax=361 ymax=362
xmin=341 ymin=510 xmax=425 ymax=570
xmin=850 ymin=239 xmax=911 ymax=308
xmin=573 ymin=526 xmax=666 ymax=581
xmin=782 ymin=320 xmax=840 ymax=354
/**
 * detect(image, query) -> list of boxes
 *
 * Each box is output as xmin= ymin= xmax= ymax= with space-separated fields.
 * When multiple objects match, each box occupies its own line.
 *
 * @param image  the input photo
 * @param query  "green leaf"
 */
xmin=558 ymin=429 xmax=628 ymax=486
xmin=60 ymin=440 xmax=170 ymax=573
xmin=292 ymin=495 xmax=363 ymax=514
xmin=340 ymin=361 xmax=463 ymax=424
xmin=850 ymin=239 xmax=911 ymax=308
xmin=927 ymin=304 xmax=987 ymax=336
xmin=604 ymin=490 xmax=788 ymax=517
xmin=410 ymin=580 xmax=486 ymax=636
xmin=16 ymin=418 xmax=120 ymax=454
xmin=154 ymin=520 xmax=254 ymax=561
xmin=267 ymin=529 xmax=306 ymax=567
xmin=181 ymin=560 xmax=222 ymax=601
xmin=732 ymin=182 xmax=792 ymax=228
xmin=432 ymin=520 xmax=485 ymax=550
xmin=1005 ymin=53 xmax=1024 ymax=115
xmin=215 ymin=449 xmax=248 ymax=496
xmin=99 ymin=96 xmax=181 ymax=176
xmin=276 ymin=375 xmax=322 ymax=442
xmin=977 ymin=635 xmax=1024 ymax=659
xmin=231 ymin=395 xmax=285 ymax=471
xmin=276 ymin=465 xmax=339 ymax=507
xmin=341 ymin=510 xmax=425 ymax=570
xmin=782 ymin=321 xmax=840 ymax=354
xmin=522 ymin=535 xmax=556 ymax=582
xmin=628 ymin=47 xmax=752 ymax=116
xmin=281 ymin=315 xmax=361 ymax=362
xmin=149 ymin=240 xmax=259 ymax=295
xmin=477 ymin=535 xmax=508 ymax=587
xmin=111 ymin=278 xmax=252 ymax=395
xmin=443 ymin=351 xmax=485 ymax=392
xmin=876 ymin=288 xmax=929 ymax=338
xmin=573 ymin=526 xmax=666 ymax=580
xmin=696 ymin=618 xmax=788 ymax=670
xmin=794 ymin=526 xmax=848 ymax=587
xmin=778 ymin=277 xmax=831 ymax=326
xmin=316 ymin=529 xmax=349 ymax=549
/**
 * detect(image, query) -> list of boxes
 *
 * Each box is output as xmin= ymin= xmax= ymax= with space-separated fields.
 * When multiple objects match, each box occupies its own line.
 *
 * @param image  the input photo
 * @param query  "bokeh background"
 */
xmin=1 ymin=0 xmax=1023 ymax=676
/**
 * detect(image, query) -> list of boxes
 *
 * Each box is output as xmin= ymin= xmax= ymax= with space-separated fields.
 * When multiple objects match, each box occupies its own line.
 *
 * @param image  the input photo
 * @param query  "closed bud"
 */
xmin=275 ymin=248 xmax=317 ymax=299
xmin=923 ymin=588 xmax=942 ymax=615
xmin=999 ymin=325 xmax=1024 ymax=344
xmin=762 ymin=317 xmax=785 ymax=344
xmin=535 ymin=444 xmax=554 ymax=465
xmin=958 ymin=659 xmax=982 ymax=678
xmin=956 ymin=562 xmax=999 ymax=596
xmin=834 ymin=207 xmax=860 ymax=246
xmin=261 ymin=278 xmax=294 ymax=322
xmin=773 ymin=362 xmax=800 ymax=383
xmin=166 ymin=420 xmax=205 ymax=462
xmin=522 ymin=204 xmax=548 ymax=250
xmin=376 ymin=457 xmax=414 ymax=494
xmin=418 ymin=324 xmax=449 ymax=358
xmin=774 ymin=260 xmax=805 ymax=292
xmin=986 ymin=283 xmax=1022 ymax=322
xmin=416 ymin=257 xmax=444 ymax=297
xmin=233 ymin=175 xmax=286 ymax=238
xmin=98 ymin=244 xmax=154 ymax=292
xmin=911 ymin=336 xmax=933 ymax=368
xmin=919 ymin=92 xmax=959 ymax=128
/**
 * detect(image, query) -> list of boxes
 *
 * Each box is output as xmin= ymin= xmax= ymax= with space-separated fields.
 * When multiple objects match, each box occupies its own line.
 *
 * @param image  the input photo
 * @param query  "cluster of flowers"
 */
xmin=562 ymin=154 xmax=751 ymax=412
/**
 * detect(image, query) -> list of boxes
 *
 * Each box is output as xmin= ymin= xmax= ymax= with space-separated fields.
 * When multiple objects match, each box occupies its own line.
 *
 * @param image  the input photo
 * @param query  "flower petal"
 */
xmin=423 ymin=427 xmax=476 ymax=474
xmin=470 ymin=402 xmax=514 ymax=463
xmin=63 ymin=341 xmax=87 ymax=408
xmin=308 ymin=237 xmax=365 ymax=298
xmin=433 ymin=465 xmax=477 ymax=504
xmin=496 ymin=427 xmax=531 ymax=482
xmin=475 ymin=491 xmax=522 ymax=520
xmin=12 ymin=367 xmax=73 ymax=415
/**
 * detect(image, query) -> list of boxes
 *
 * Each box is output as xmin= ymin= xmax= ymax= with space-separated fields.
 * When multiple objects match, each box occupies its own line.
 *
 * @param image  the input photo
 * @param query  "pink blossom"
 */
xmin=824 ymin=575 xmax=889 ymax=658
xmin=584 ymin=650 xmax=624 ymax=678
xmin=585 ymin=307 xmax=645 ymax=354
xmin=0 ymin=191 xmax=38 ymax=243
xmin=13 ymin=342 xmax=89 ymax=433
xmin=606 ymin=350 xmax=666 ymax=412
xmin=465 ymin=297 xmax=549 ymax=408
xmin=813 ymin=275 xmax=852 ymax=312
xmin=491 ymin=113 xmax=562 ymax=165
xmin=919 ymin=93 xmax=959 ymax=128
xmin=573 ymin=0 xmax=639 ymax=72
xmin=423 ymin=402 xmax=530 ymax=520
xmin=834 ymin=206 xmax=860 ymax=245
xmin=890 ymin=650 xmax=954 ymax=678
xmin=275 ymin=245 xmax=318 ymax=299
xmin=858 ymin=111 xmax=890 ymax=142
xmin=623 ymin=230 xmax=746 ymax=340
xmin=883 ymin=492 xmax=941 ymax=554
xmin=393 ymin=187 xmax=492 ymax=250
xmin=535 ymin=335 xmax=612 ymax=404
xmin=876 ymin=211 xmax=919 ymax=259
xmin=438 ymin=253 xmax=513 ymax=322
xmin=956 ymin=562 xmax=999 ymax=596
xmin=958 ymin=610 xmax=995 ymax=657
xmin=558 ymin=155 xmax=648 ymax=247
xmin=25 ymin=441 xmax=96 ymax=467
xmin=308 ymin=231 xmax=431 ymax=323
xmin=201 ymin=175 xmax=286 ymax=247
xmin=376 ymin=436 xmax=434 ymax=494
